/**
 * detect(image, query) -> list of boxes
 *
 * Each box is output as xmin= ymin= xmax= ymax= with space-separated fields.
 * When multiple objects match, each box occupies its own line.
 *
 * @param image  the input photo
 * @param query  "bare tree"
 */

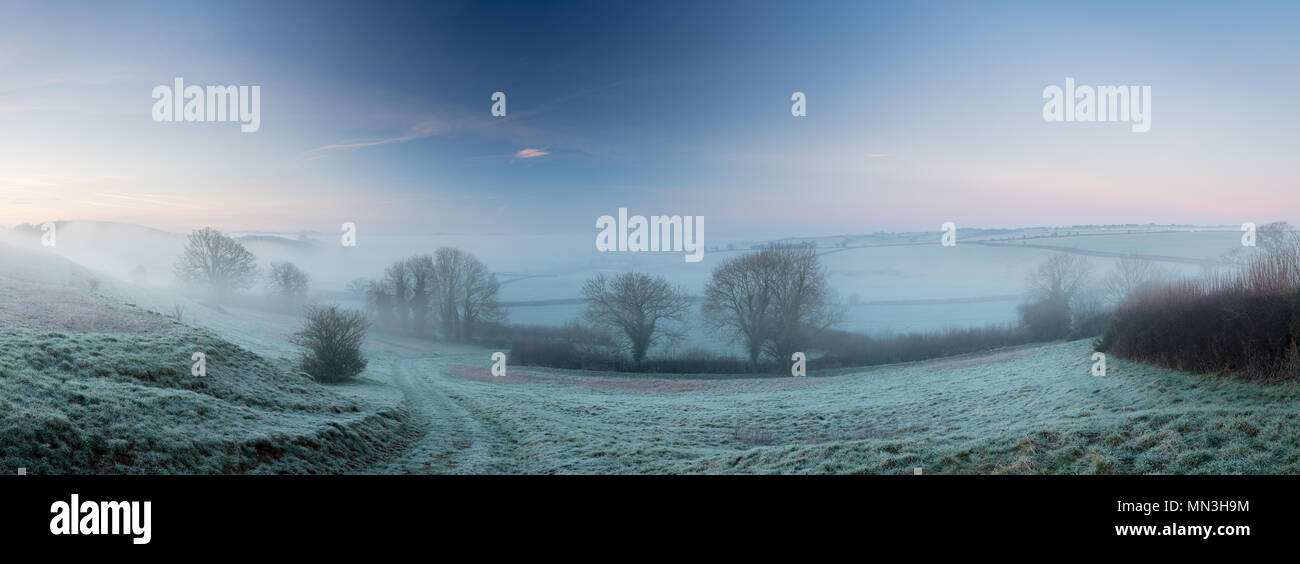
xmin=432 ymin=247 xmax=503 ymax=342
xmin=383 ymin=260 xmax=413 ymax=333
xmin=457 ymin=254 xmax=503 ymax=341
xmin=266 ymin=261 xmax=310 ymax=311
xmin=433 ymin=247 xmax=466 ymax=339
xmin=1104 ymin=253 xmax=1165 ymax=305
xmin=583 ymin=272 xmax=691 ymax=370
xmin=174 ymin=227 xmax=258 ymax=300
xmin=702 ymin=243 xmax=838 ymax=373
xmin=1021 ymin=253 xmax=1091 ymax=339
xmin=702 ymin=250 xmax=778 ymax=372
xmin=1026 ymin=253 xmax=1090 ymax=303
xmin=1259 ymin=221 xmax=1300 ymax=256
xmin=764 ymin=243 xmax=841 ymax=371
xmin=345 ymin=278 xmax=368 ymax=299
xmin=364 ymin=280 xmax=395 ymax=329
xmin=1221 ymin=221 xmax=1300 ymax=267
xmin=405 ymin=254 xmax=436 ymax=337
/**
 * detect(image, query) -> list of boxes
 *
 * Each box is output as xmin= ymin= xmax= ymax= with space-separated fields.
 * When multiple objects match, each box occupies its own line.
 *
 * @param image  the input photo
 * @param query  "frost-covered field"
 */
xmin=0 ymin=243 xmax=410 ymax=474
xmin=400 ymin=339 xmax=1300 ymax=474
xmin=4 ymin=226 xmax=1293 ymax=475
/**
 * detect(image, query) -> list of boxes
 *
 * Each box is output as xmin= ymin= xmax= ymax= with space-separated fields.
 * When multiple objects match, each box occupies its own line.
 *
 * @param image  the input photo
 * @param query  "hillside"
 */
xmin=0 ymin=243 xmax=410 ymax=474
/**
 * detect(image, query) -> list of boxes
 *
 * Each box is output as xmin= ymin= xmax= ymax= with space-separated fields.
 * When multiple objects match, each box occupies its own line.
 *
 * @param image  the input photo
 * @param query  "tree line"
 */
xmin=173 ymin=227 xmax=311 ymax=311
xmin=361 ymin=247 xmax=504 ymax=342
xmin=579 ymin=242 xmax=840 ymax=373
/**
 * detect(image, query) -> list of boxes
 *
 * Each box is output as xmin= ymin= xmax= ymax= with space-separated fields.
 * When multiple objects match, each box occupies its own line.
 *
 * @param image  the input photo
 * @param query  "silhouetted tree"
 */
xmin=764 ymin=243 xmax=841 ymax=372
xmin=383 ymin=260 xmax=412 ymax=333
xmin=1021 ymin=253 xmax=1090 ymax=339
xmin=702 ymin=243 xmax=838 ymax=373
xmin=583 ymin=272 xmax=690 ymax=370
xmin=405 ymin=254 xmax=436 ymax=336
xmin=174 ymin=227 xmax=257 ymax=300
xmin=266 ymin=261 xmax=310 ymax=311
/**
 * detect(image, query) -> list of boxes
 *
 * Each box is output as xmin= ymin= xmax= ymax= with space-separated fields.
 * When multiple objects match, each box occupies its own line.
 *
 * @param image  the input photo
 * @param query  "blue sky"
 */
xmin=1 ymin=0 xmax=1297 ymax=237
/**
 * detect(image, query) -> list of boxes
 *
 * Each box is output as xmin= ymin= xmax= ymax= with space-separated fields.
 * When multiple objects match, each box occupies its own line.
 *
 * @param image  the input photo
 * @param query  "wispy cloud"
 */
xmin=311 ymin=119 xmax=450 ymax=152
xmin=515 ymin=148 xmax=549 ymax=159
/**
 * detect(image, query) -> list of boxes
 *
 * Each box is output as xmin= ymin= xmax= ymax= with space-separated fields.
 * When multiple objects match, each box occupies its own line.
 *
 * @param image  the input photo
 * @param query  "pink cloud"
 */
xmin=515 ymin=148 xmax=549 ymax=159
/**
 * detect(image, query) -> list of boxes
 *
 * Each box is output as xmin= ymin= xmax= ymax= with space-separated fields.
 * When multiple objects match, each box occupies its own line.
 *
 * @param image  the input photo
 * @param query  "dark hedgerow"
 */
xmin=290 ymin=305 xmax=370 ymax=383
xmin=1106 ymin=249 xmax=1300 ymax=380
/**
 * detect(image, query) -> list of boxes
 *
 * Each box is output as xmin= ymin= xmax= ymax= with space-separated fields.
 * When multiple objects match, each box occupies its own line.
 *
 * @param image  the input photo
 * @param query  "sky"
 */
xmin=0 ymin=0 xmax=1297 ymax=238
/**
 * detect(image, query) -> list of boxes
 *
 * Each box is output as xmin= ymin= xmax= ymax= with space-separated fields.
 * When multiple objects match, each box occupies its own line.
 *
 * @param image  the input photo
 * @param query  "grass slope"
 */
xmin=0 ymin=243 xmax=410 ymax=474
xmin=410 ymin=340 xmax=1300 ymax=474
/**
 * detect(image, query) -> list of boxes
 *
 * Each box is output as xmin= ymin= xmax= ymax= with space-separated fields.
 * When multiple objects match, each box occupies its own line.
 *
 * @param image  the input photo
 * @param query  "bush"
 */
xmin=811 ymin=324 xmax=1035 ymax=369
xmin=1018 ymin=297 xmax=1071 ymax=341
xmin=510 ymin=338 xmax=584 ymax=369
xmin=1067 ymin=310 xmax=1112 ymax=341
xmin=510 ymin=321 xmax=1048 ymax=374
xmin=289 ymin=305 xmax=370 ymax=383
xmin=1106 ymin=248 xmax=1300 ymax=379
xmin=1092 ymin=321 xmax=1117 ymax=353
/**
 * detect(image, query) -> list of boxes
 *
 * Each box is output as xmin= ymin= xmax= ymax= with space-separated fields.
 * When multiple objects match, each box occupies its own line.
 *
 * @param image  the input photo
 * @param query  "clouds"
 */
xmin=311 ymin=119 xmax=450 ymax=152
xmin=514 ymin=148 xmax=549 ymax=159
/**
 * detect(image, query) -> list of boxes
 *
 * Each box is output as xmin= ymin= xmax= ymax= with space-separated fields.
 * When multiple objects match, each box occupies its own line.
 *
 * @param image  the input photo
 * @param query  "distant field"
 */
xmin=500 ymin=230 xmax=1238 ymax=348
xmin=1016 ymin=230 xmax=1239 ymax=261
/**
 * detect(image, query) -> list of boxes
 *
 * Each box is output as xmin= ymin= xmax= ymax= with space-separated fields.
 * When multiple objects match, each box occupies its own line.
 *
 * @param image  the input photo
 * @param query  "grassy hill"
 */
xmin=0 ymin=243 xmax=410 ymax=474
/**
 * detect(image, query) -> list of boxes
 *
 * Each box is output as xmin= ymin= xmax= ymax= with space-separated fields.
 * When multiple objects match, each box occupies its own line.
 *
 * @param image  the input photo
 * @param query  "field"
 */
xmin=500 ymin=227 xmax=1236 ymax=342
xmin=3 ymin=227 xmax=1297 ymax=474
xmin=380 ymin=339 xmax=1300 ymax=474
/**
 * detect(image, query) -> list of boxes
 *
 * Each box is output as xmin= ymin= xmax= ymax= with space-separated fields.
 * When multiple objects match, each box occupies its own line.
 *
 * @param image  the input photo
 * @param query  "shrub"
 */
xmin=1018 ymin=297 xmax=1071 ymax=341
xmin=811 ymin=323 xmax=1035 ymax=369
xmin=289 ymin=305 xmax=369 ymax=383
xmin=1092 ymin=321 xmax=1117 ymax=353
xmin=1106 ymin=247 xmax=1300 ymax=379
xmin=510 ymin=338 xmax=584 ymax=369
xmin=1067 ymin=310 xmax=1112 ymax=341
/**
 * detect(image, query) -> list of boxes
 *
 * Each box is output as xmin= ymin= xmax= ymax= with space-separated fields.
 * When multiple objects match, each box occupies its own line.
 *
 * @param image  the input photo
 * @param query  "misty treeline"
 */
xmin=1100 ymin=221 xmax=1300 ymax=380
xmin=359 ymin=247 xmax=504 ymax=342
xmin=509 ymin=243 xmax=841 ymax=374
xmin=511 ymin=242 xmax=1190 ymax=375
xmin=513 ymin=243 xmax=844 ymax=374
xmin=173 ymin=227 xmax=312 ymax=312
xmin=785 ymin=249 xmax=1172 ymax=371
